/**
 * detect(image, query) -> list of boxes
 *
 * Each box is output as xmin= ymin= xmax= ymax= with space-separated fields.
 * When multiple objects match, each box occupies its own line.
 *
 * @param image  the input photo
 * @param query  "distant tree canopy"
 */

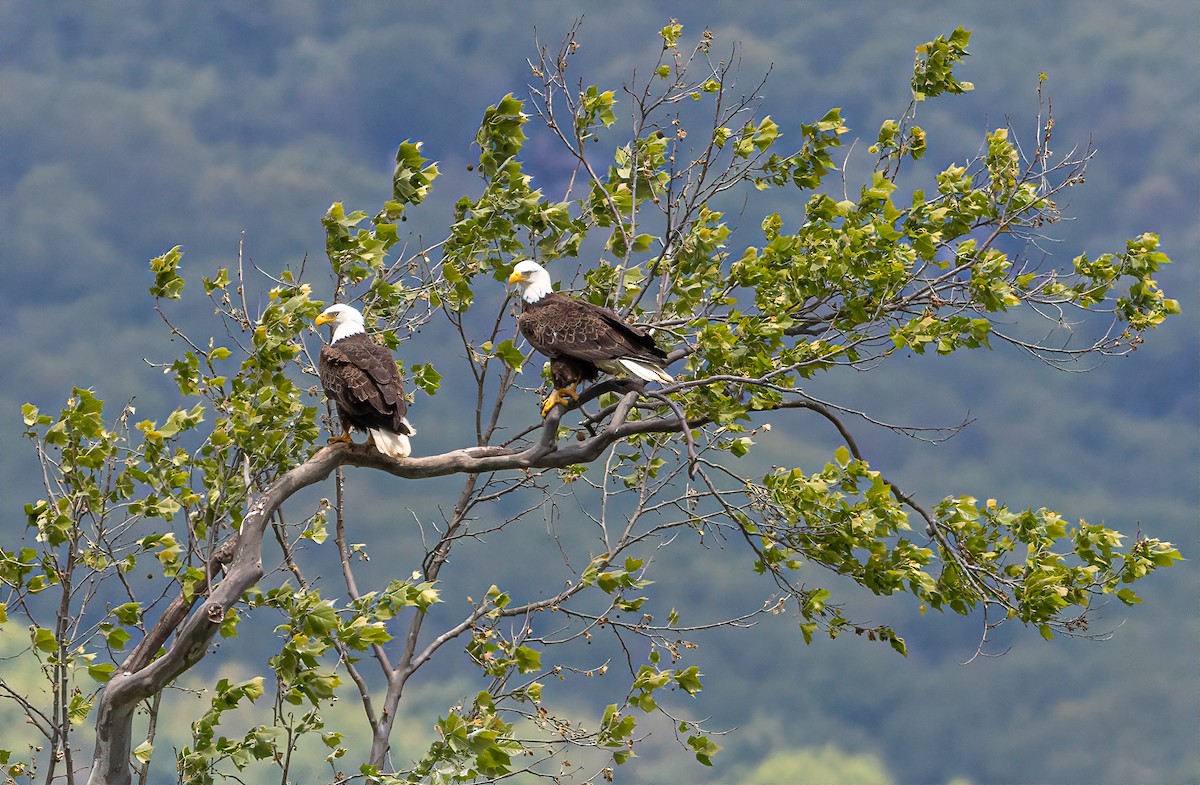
xmin=1 ymin=21 xmax=1182 ymax=785
xmin=738 ymin=745 xmax=892 ymax=785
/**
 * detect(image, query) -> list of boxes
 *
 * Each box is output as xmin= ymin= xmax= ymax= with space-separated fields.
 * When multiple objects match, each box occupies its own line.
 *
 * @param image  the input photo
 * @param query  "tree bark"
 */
xmin=86 ymin=397 xmax=691 ymax=784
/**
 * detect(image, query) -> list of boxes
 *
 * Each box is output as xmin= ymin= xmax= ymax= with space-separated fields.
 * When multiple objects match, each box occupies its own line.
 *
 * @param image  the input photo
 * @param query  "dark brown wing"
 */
xmin=518 ymin=292 xmax=668 ymax=368
xmin=318 ymin=334 xmax=411 ymax=434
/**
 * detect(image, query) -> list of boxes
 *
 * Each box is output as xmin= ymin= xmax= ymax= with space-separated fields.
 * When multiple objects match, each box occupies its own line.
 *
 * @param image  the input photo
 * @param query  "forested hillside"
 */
xmin=1 ymin=2 xmax=1196 ymax=783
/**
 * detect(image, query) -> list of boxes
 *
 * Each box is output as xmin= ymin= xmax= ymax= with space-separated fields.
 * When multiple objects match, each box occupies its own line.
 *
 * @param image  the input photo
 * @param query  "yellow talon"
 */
xmin=328 ymin=432 xmax=354 ymax=445
xmin=540 ymin=386 xmax=579 ymax=417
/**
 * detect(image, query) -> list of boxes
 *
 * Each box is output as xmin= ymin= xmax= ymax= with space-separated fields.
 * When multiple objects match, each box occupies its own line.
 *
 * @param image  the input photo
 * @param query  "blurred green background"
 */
xmin=1 ymin=2 xmax=1195 ymax=782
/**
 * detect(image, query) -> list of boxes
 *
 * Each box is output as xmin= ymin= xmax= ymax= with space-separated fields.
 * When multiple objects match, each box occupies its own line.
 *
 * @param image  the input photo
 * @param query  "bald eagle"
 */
xmin=507 ymin=260 xmax=674 ymax=416
xmin=315 ymin=304 xmax=415 ymax=459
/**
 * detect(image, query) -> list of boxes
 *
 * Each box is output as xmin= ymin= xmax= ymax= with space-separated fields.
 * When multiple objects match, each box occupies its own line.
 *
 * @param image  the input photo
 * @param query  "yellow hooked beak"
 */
xmin=315 ymin=313 xmax=335 ymax=327
xmin=507 ymin=270 xmax=528 ymax=286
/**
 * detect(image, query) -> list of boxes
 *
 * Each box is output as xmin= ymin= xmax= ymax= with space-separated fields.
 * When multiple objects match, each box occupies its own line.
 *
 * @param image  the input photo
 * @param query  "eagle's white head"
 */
xmin=315 ymin=303 xmax=366 ymax=343
xmin=507 ymin=260 xmax=554 ymax=303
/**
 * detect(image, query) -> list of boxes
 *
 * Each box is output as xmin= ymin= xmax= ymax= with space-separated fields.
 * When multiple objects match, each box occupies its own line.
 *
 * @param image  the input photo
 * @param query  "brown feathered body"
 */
xmin=517 ymin=292 xmax=672 ymax=388
xmin=319 ymin=332 xmax=413 ymax=455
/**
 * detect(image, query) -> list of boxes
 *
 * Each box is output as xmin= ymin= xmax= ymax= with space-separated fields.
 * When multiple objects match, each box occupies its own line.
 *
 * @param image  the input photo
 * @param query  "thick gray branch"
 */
xmin=86 ymin=397 xmax=683 ymax=784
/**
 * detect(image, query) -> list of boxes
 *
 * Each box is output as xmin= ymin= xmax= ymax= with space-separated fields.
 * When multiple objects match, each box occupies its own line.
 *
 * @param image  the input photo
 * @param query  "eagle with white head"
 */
xmin=507 ymin=260 xmax=674 ymax=416
xmin=315 ymin=304 xmax=415 ymax=458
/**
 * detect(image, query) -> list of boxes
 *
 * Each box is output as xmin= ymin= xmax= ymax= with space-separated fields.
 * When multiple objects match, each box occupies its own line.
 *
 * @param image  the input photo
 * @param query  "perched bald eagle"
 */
xmin=507 ymin=260 xmax=674 ymax=416
xmin=315 ymin=304 xmax=415 ymax=459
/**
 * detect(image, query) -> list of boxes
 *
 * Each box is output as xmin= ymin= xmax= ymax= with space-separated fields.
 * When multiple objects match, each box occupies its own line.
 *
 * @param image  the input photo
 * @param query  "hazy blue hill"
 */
xmin=1 ymin=2 xmax=1195 ymax=782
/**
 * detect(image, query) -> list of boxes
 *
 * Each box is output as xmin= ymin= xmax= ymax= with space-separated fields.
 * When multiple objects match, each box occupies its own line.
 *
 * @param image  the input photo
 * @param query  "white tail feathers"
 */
xmin=618 ymin=358 xmax=674 ymax=384
xmin=369 ymin=425 xmax=413 ymax=459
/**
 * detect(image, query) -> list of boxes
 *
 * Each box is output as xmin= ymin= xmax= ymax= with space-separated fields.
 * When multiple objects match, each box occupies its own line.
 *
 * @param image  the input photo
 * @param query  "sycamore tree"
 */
xmin=1 ymin=22 xmax=1181 ymax=785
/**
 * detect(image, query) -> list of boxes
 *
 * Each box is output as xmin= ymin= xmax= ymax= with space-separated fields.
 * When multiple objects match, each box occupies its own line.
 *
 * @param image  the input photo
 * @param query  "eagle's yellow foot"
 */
xmin=328 ymin=432 xmax=354 ymax=446
xmin=540 ymin=386 xmax=579 ymax=417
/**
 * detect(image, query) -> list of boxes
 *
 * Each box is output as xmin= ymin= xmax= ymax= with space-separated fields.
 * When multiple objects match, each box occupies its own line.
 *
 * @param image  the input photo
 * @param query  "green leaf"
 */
xmin=411 ymin=362 xmax=443 ymax=395
xmin=132 ymin=740 xmax=154 ymax=765
xmin=21 ymin=403 xmax=50 ymax=428
xmin=675 ymin=666 xmax=703 ymax=695
xmin=31 ymin=627 xmax=57 ymax=653
xmin=659 ymin=22 xmax=683 ymax=47
xmin=68 ymin=693 xmax=94 ymax=725
xmin=687 ymin=733 xmax=720 ymax=766
xmin=149 ymin=246 xmax=185 ymax=300
xmin=202 ymin=266 xmax=230 ymax=294
xmin=1116 ymin=587 xmax=1142 ymax=606
xmin=477 ymin=94 xmax=528 ymax=178
xmin=392 ymin=140 xmax=439 ymax=209
xmin=104 ymin=626 xmax=132 ymax=650
xmin=514 ymin=645 xmax=541 ymax=673
xmin=912 ymin=28 xmax=974 ymax=101
xmin=88 ymin=662 xmax=116 ymax=683
xmin=493 ymin=339 xmax=525 ymax=372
